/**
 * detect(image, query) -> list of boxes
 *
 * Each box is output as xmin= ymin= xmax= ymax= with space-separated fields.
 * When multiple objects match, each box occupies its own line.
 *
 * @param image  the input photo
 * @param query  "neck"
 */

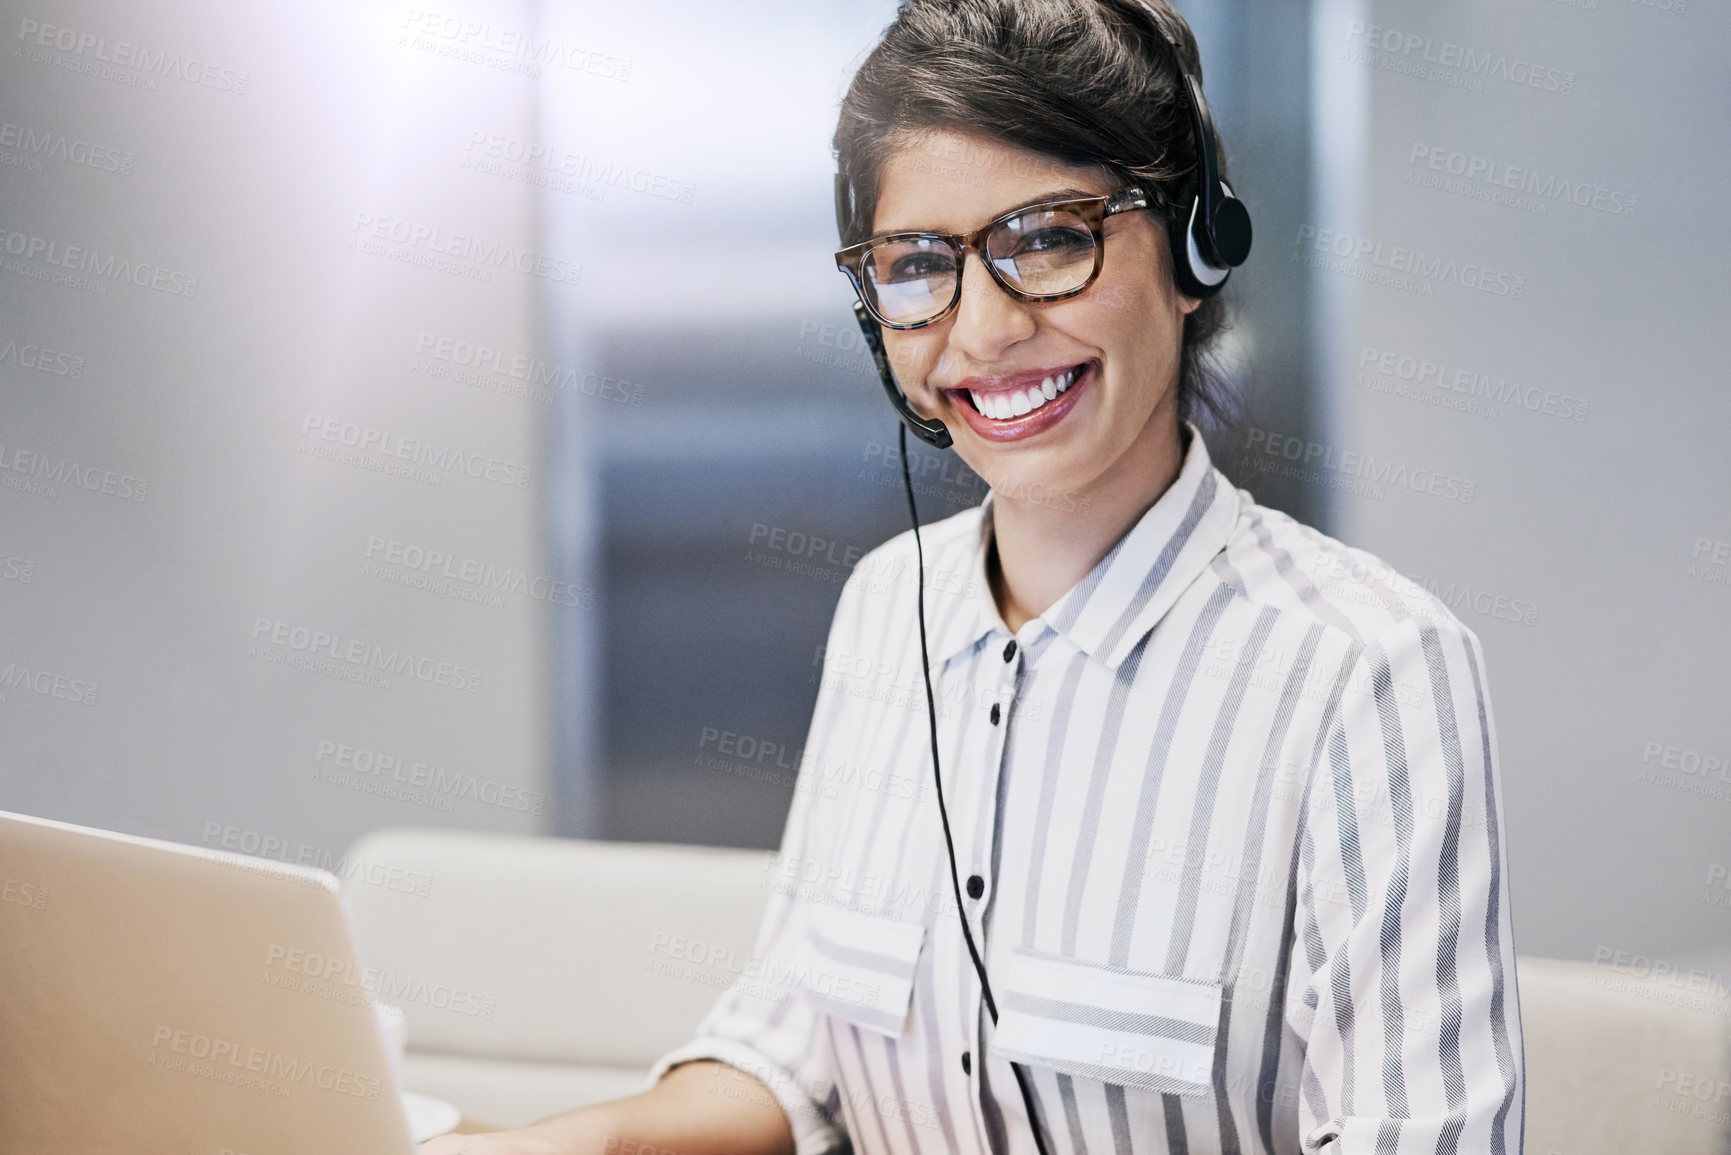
xmin=987 ymin=407 xmax=1187 ymax=634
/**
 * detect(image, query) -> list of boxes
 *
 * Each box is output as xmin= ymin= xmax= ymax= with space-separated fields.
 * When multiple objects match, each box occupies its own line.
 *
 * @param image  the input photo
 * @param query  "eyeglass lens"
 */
xmin=862 ymin=207 xmax=1098 ymax=326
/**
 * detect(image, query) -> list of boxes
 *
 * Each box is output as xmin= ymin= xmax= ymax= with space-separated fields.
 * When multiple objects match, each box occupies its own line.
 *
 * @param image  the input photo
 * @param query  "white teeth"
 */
xmin=969 ymin=367 xmax=1088 ymax=420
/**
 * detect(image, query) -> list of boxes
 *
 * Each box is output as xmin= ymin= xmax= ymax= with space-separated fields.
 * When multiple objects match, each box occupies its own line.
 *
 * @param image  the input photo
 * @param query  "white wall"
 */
xmin=0 ymin=0 xmax=559 ymax=858
xmin=1305 ymin=0 xmax=1731 ymax=964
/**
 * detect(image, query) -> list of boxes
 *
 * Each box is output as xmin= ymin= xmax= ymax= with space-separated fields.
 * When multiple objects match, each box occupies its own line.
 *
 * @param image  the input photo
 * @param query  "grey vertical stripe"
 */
xmin=1327 ymin=722 xmax=1368 ymax=923
xmin=1060 ymin=634 xmax=1152 ymax=956
xmin=978 ymin=999 xmax=1011 ymax=1155
xmin=916 ymin=950 xmax=963 ymax=1154
xmin=1106 ymin=1082 xmax=1134 ymax=1155
xmin=1056 ymin=1072 xmax=1089 ymax=1155
xmin=1367 ymin=647 xmax=1413 ymax=1119
xmin=1022 ymin=648 xmax=1090 ymax=948
xmin=845 ymin=1024 xmax=894 ymax=1153
xmin=1418 ymin=626 xmax=1469 ymax=1115
xmin=1464 ymin=640 xmax=1519 ymax=1155
xmin=881 ymin=1033 xmax=930 ymax=1154
xmin=1218 ymin=622 xmax=1323 ymax=1155
xmin=1256 ymin=846 xmax=1301 ymax=1155
xmin=1112 ymin=584 xmax=1237 ymax=966
xmin=1165 ymin=605 xmax=1281 ymax=974
xmin=1161 ymin=1091 xmax=1190 ymax=1155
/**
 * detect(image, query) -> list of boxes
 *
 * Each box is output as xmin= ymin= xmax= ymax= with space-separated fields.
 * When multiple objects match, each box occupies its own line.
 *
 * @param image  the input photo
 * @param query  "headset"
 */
xmin=832 ymin=7 xmax=1251 ymax=1149
xmin=834 ymin=8 xmax=1252 ymax=453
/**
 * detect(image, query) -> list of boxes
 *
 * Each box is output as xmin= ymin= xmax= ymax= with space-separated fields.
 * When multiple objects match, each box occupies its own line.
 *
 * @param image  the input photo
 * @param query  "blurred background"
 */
xmin=2 ymin=0 xmax=1727 ymax=981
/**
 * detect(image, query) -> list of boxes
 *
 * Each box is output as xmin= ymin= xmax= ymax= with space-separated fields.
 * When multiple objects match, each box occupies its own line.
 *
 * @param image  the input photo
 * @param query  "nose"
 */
xmin=945 ymin=248 xmax=1036 ymax=361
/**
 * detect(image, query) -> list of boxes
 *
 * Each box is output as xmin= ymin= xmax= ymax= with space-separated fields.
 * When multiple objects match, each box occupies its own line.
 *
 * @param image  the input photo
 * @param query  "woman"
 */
xmin=427 ymin=1 xmax=1521 ymax=1152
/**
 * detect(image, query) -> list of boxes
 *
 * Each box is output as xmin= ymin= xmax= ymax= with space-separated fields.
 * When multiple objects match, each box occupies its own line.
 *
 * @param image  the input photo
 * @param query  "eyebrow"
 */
xmin=873 ymin=186 xmax=1100 ymax=238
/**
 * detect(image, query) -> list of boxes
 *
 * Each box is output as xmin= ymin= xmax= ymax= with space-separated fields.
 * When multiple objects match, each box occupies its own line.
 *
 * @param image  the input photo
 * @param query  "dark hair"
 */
xmin=834 ymin=0 xmax=1238 ymax=432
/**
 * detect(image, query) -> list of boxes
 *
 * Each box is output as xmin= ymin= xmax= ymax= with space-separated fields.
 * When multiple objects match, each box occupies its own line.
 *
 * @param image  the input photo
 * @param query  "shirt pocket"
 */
xmin=801 ymin=905 xmax=927 ymax=1037
xmin=989 ymin=948 xmax=1224 ymax=1097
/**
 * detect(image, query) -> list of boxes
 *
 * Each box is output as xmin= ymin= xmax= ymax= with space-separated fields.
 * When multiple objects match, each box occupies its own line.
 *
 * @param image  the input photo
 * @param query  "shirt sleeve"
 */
xmin=1288 ymin=617 xmax=1523 ymax=1155
xmin=644 ymin=588 xmax=865 ymax=1155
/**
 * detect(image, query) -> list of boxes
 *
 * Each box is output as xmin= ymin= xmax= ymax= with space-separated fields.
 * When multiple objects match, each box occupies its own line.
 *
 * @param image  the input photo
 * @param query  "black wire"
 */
xmin=897 ymin=423 xmax=1052 ymax=1155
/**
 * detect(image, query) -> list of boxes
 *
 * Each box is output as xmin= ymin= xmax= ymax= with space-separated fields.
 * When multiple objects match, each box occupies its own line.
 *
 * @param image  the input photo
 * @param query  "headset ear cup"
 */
xmin=1165 ymin=182 xmax=1229 ymax=301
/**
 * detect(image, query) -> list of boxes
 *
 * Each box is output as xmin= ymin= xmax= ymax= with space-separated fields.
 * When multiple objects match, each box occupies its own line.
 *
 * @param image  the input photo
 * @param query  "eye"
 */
xmin=886 ymin=250 xmax=956 ymax=282
xmin=1012 ymin=226 xmax=1093 ymax=259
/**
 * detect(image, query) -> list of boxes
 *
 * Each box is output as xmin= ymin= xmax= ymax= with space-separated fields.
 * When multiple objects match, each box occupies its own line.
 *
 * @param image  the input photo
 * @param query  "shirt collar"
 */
xmin=926 ymin=423 xmax=1241 ymax=671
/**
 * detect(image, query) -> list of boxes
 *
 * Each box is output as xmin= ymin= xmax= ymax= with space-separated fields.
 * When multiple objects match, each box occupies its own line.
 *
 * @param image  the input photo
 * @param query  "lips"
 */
xmin=945 ymin=361 xmax=1094 ymax=443
xmin=965 ymin=365 xmax=1082 ymax=421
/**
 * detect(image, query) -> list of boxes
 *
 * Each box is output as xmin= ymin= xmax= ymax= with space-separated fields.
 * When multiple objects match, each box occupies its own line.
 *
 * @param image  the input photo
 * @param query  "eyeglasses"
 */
xmin=834 ymin=187 xmax=1157 ymax=330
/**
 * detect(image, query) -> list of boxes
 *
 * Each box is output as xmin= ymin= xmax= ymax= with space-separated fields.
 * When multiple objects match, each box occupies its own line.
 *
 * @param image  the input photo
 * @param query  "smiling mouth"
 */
xmin=961 ymin=364 xmax=1084 ymax=420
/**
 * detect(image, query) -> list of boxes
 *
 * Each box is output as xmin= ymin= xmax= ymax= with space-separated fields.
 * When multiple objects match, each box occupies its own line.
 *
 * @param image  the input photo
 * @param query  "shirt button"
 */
xmin=989 ymin=703 xmax=1001 ymax=725
xmin=966 ymin=874 xmax=985 ymax=899
xmin=1002 ymin=639 xmax=1017 ymax=662
xmin=961 ymin=1050 xmax=972 ymax=1075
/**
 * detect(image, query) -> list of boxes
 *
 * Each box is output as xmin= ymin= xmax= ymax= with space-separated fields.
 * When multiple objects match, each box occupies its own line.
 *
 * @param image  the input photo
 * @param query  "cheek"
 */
xmin=884 ymin=333 xmax=942 ymax=392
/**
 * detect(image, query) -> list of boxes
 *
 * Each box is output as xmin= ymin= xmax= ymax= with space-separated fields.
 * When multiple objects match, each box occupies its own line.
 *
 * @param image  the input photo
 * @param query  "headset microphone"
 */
xmin=854 ymin=300 xmax=953 ymax=449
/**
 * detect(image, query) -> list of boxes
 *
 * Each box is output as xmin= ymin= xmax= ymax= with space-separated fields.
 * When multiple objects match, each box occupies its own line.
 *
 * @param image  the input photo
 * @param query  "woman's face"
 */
xmin=871 ymin=129 xmax=1199 ymax=510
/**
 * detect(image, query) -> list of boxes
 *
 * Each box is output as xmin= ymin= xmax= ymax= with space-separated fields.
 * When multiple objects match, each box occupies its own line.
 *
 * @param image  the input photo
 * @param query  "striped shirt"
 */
xmin=649 ymin=425 xmax=1523 ymax=1155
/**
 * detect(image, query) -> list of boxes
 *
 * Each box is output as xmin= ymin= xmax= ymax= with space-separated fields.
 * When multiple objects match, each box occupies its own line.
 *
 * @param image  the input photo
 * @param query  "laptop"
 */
xmin=0 ymin=807 xmax=437 ymax=1153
